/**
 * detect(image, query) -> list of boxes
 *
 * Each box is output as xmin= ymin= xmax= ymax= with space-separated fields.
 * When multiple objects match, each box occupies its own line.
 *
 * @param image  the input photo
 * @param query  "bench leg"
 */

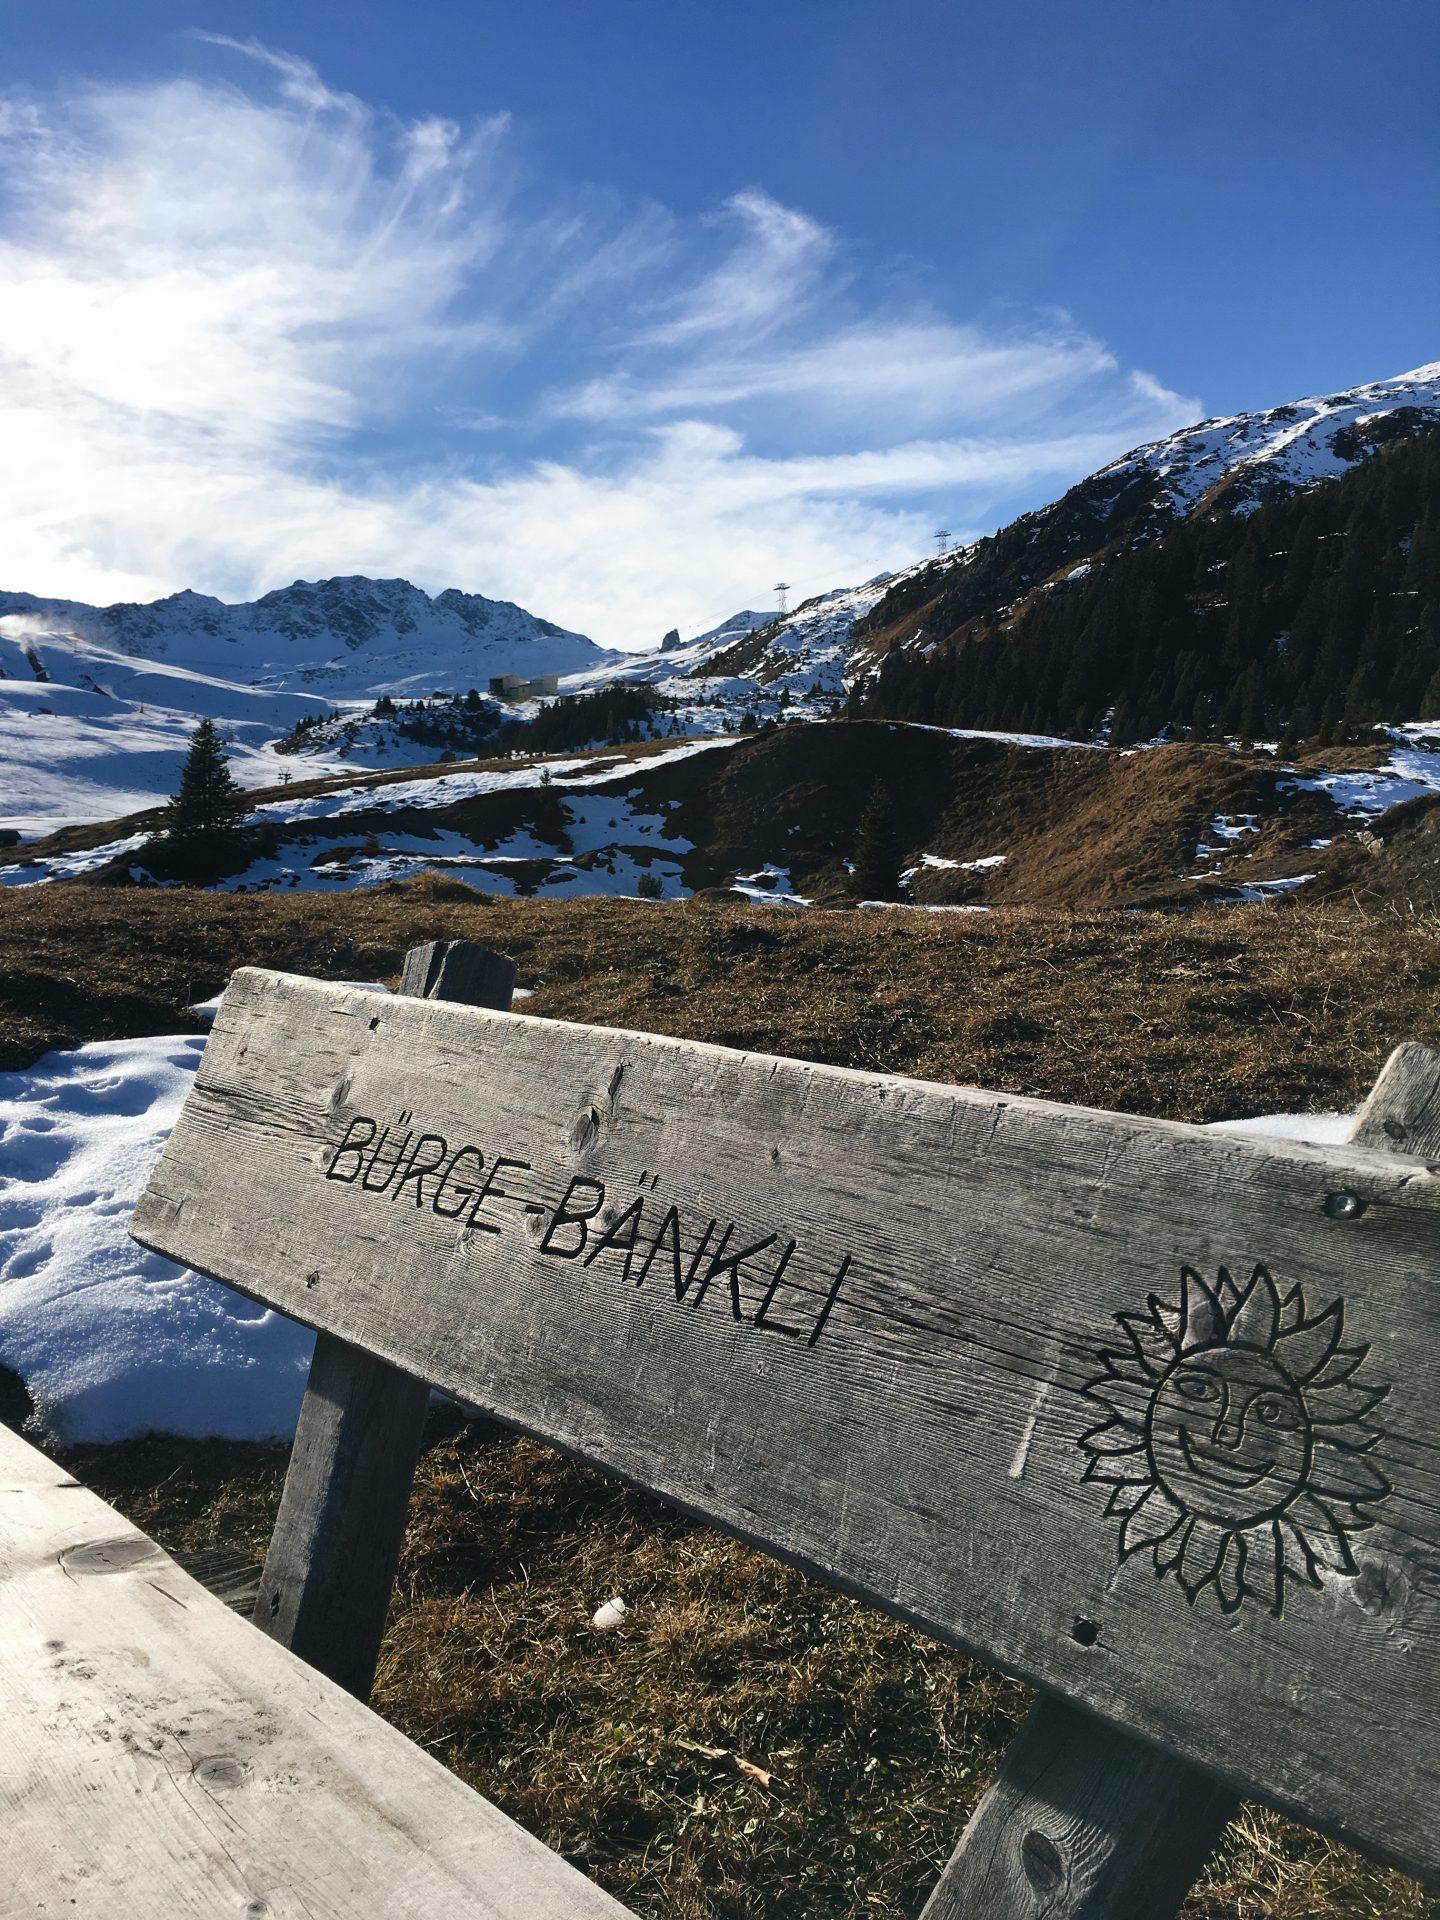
xmin=255 ymin=1335 xmax=430 ymax=1697
xmin=254 ymin=940 xmax=517 ymax=1700
xmin=921 ymin=1694 xmax=1233 ymax=1920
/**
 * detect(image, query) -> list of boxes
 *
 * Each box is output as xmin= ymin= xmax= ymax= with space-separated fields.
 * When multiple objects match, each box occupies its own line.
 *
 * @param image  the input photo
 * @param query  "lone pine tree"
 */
xmin=851 ymin=779 xmax=904 ymax=900
xmin=530 ymin=771 xmax=571 ymax=851
xmin=155 ymin=719 xmax=246 ymax=877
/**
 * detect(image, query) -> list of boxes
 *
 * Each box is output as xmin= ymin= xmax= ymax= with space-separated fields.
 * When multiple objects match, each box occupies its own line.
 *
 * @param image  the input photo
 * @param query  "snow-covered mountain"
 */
xmin=0 ymin=575 xmax=609 ymax=698
xmin=0 ymin=576 xmax=615 ymax=832
xmin=1093 ymin=360 xmax=1440 ymax=517
xmin=632 ymin=361 xmax=1440 ymax=694
xmin=853 ymin=360 xmax=1440 ymax=662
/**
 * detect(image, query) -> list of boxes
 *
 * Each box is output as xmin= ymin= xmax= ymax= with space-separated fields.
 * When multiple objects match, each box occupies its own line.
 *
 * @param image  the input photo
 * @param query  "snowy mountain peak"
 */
xmin=1096 ymin=359 xmax=1440 ymax=517
xmin=0 ymin=575 xmax=610 ymax=696
xmin=846 ymin=357 xmax=1440 ymax=664
xmin=0 ymin=574 xmax=617 ymax=832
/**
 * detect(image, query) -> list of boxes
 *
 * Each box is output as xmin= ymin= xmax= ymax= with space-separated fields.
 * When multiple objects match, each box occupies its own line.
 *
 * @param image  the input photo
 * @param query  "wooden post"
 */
xmin=919 ymin=1699 xmax=1233 ymax=1920
xmin=253 ymin=940 xmax=517 ymax=1699
xmin=1347 ymin=1040 xmax=1440 ymax=1156
xmin=920 ymin=1054 xmax=1439 ymax=1920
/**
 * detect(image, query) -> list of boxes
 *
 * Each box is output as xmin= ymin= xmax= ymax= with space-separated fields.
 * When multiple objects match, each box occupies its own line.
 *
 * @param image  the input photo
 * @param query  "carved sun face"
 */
xmin=1080 ymin=1266 xmax=1390 ymax=1615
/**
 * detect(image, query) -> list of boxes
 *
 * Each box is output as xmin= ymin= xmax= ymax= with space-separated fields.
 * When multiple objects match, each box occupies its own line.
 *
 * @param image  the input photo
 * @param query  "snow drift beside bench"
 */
xmin=0 ymin=1033 xmax=315 ymax=1442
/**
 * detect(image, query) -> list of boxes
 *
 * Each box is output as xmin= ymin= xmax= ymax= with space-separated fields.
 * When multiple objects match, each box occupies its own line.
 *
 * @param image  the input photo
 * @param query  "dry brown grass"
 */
xmin=12 ymin=876 xmax=1440 ymax=1917
xmin=5 ymin=875 xmax=1440 ymax=1121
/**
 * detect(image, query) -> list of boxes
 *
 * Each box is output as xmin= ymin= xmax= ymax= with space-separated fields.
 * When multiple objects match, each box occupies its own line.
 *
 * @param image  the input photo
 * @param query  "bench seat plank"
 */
xmin=133 ymin=973 xmax=1440 ymax=1885
xmin=0 ymin=1421 xmax=630 ymax=1919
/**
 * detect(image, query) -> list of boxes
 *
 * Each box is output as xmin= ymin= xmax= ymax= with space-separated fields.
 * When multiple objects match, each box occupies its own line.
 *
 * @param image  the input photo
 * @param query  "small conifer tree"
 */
xmin=530 ymin=771 xmax=571 ymax=850
xmin=148 ymin=718 xmax=246 ymax=882
xmin=851 ymin=780 xmax=904 ymax=900
xmin=163 ymin=719 xmax=244 ymax=846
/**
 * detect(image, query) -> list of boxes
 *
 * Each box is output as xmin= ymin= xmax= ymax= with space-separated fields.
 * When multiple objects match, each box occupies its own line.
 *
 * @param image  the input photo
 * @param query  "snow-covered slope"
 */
xmin=573 ymin=609 xmax=779 ymax=687
xmin=1094 ymin=360 xmax=1440 ymax=517
xmin=697 ymin=575 xmax=916 ymax=694
xmin=0 ymin=628 xmax=363 ymax=833
xmin=0 ymin=575 xmax=610 ymax=697
xmin=0 ymin=576 xmax=616 ymax=832
xmin=566 ymin=571 xmax=932 ymax=719
xmin=856 ymin=360 xmax=1440 ymax=661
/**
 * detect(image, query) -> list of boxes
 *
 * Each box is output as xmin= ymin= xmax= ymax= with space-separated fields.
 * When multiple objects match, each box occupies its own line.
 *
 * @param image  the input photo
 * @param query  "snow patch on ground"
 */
xmin=1286 ymin=742 xmax=1440 ymax=817
xmin=856 ymin=900 xmax=991 ymax=912
xmin=938 ymin=724 xmax=1095 ymax=750
xmin=1195 ymin=814 xmax=1261 ymax=861
xmin=901 ymin=851 xmax=1006 ymax=888
xmin=1207 ymin=1109 xmax=1353 ymax=1144
xmin=730 ymin=865 xmax=810 ymax=906
xmin=1228 ymin=872 xmax=1317 ymax=901
xmin=0 ymin=1036 xmax=314 ymax=1443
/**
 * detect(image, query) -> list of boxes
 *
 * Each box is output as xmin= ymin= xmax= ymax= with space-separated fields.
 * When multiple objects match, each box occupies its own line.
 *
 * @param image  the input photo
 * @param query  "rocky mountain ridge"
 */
xmin=0 ymin=575 xmax=609 ymax=698
xmin=854 ymin=359 xmax=1440 ymax=661
xmin=639 ymin=360 xmax=1440 ymax=698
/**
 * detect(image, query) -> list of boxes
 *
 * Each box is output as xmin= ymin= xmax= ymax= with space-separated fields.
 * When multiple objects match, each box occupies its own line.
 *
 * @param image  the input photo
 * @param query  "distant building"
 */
xmin=488 ymin=673 xmax=561 ymax=701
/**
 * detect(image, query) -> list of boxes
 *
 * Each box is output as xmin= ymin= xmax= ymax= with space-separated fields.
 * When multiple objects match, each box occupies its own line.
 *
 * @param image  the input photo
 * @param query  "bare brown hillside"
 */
xmin=645 ymin=723 xmax=1339 ymax=905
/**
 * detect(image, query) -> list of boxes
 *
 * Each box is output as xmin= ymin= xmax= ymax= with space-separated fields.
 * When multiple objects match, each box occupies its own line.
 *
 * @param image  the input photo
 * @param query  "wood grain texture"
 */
xmin=398 ymin=938 xmax=517 ymax=1008
xmin=918 ymin=1044 xmax=1440 ymax=1920
xmin=0 ymin=1421 xmax=632 ymax=1917
xmin=132 ymin=971 xmax=1440 ymax=1884
xmin=254 ymin=1334 xmax=430 ymax=1695
xmin=256 ymin=941 xmax=516 ymax=1698
xmin=172 ymin=1544 xmax=262 ymax=1616
xmin=1350 ymin=1042 xmax=1440 ymax=1159
xmin=919 ymin=1698 xmax=1234 ymax=1920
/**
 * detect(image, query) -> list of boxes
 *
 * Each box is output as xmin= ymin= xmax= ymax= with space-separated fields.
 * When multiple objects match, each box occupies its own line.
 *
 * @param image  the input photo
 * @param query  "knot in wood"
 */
xmin=1020 ymin=1826 xmax=1066 ymax=1899
xmin=193 ymin=1754 xmax=250 ymax=1790
xmin=60 ymin=1536 xmax=161 ymax=1577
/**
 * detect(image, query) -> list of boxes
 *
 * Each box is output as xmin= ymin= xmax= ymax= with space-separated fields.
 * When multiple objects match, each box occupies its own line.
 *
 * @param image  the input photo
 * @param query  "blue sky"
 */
xmin=1 ymin=1 xmax=1435 ymax=647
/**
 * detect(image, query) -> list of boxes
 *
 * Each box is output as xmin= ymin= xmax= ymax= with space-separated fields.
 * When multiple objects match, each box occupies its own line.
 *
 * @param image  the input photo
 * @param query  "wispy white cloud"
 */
xmin=0 ymin=45 xmax=1200 ymax=647
xmin=554 ymin=320 xmax=1129 ymax=432
xmin=635 ymin=189 xmax=835 ymax=348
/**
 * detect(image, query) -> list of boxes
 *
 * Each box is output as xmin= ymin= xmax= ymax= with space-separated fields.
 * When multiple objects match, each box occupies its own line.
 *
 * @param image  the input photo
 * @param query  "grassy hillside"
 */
xmin=2 ymin=720 xmax=1373 ymax=908
xmin=7 ymin=880 xmax=1439 ymax=1918
xmin=4 ymin=876 xmax=1438 ymax=1116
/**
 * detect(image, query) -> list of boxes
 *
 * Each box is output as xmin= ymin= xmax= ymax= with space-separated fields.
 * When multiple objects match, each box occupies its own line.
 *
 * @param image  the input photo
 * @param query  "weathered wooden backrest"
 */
xmin=133 ymin=967 xmax=1440 ymax=1886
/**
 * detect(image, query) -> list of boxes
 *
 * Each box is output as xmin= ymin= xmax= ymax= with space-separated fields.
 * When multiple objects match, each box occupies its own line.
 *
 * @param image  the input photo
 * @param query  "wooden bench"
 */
xmin=7 ymin=936 xmax=1439 ymax=1915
